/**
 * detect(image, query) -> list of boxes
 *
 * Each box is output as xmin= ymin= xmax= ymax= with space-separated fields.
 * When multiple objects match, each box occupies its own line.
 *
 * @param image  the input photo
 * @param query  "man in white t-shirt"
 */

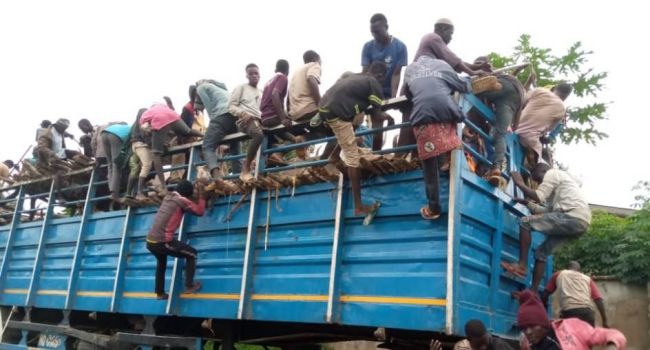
xmin=541 ymin=261 xmax=608 ymax=327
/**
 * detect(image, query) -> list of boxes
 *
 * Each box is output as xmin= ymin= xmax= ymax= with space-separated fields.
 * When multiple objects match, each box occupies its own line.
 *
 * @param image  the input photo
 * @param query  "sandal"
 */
xmin=420 ymin=206 xmax=441 ymax=220
xmin=501 ymin=261 xmax=527 ymax=278
xmin=362 ymin=201 xmax=381 ymax=226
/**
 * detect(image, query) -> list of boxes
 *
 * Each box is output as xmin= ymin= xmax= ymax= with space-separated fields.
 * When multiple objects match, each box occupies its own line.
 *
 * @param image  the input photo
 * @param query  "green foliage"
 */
xmin=488 ymin=34 xmax=609 ymax=145
xmin=554 ymin=209 xmax=650 ymax=285
xmin=632 ymin=180 xmax=650 ymax=209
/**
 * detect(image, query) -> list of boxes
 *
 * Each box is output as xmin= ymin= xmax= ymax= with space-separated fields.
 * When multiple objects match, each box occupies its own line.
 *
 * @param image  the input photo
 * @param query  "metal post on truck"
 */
xmin=110 ymin=204 xmax=133 ymax=312
xmin=166 ymin=146 xmax=196 ymax=315
xmin=26 ymin=179 xmax=56 ymax=306
xmin=0 ymin=186 xmax=25 ymax=294
xmin=237 ymin=139 xmax=266 ymax=320
xmin=326 ymin=173 xmax=345 ymax=323
xmin=64 ymin=168 xmax=96 ymax=309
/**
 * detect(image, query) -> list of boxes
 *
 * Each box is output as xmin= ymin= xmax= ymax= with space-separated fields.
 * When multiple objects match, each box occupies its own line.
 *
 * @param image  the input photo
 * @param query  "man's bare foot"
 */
xmin=355 ymin=201 xmax=381 ymax=226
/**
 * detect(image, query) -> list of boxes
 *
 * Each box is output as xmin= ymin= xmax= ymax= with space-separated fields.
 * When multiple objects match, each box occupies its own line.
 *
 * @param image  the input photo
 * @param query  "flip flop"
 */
xmin=420 ymin=206 xmax=441 ymax=220
xmin=363 ymin=201 xmax=381 ymax=226
xmin=501 ymin=261 xmax=527 ymax=278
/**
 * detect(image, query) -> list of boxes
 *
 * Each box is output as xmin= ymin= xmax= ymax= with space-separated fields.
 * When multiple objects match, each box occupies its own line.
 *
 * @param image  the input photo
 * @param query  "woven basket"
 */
xmin=471 ymin=76 xmax=502 ymax=94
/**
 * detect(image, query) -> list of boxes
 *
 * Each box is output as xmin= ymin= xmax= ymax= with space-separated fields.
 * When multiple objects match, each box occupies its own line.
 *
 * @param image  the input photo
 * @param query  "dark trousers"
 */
xmin=100 ymin=132 xmax=124 ymax=193
xmin=421 ymin=156 xmax=441 ymax=214
xmin=202 ymin=114 xmax=242 ymax=173
xmin=560 ymin=307 xmax=595 ymax=326
xmin=146 ymin=240 xmax=197 ymax=294
xmin=262 ymin=115 xmax=297 ymax=145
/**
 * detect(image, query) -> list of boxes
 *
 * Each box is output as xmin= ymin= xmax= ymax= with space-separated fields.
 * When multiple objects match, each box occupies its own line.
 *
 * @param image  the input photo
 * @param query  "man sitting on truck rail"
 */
xmin=146 ymin=179 xmax=205 ymax=300
xmin=194 ymin=79 xmax=242 ymax=180
xmin=228 ymin=63 xmax=264 ymax=183
xmin=502 ymin=163 xmax=591 ymax=292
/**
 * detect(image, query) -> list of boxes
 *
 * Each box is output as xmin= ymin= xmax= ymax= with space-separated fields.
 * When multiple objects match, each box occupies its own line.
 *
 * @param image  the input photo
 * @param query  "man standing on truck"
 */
xmin=362 ymin=13 xmax=407 ymax=99
xmin=402 ymin=55 xmax=470 ymax=220
xmin=397 ymin=18 xmax=491 ymax=155
xmin=146 ymin=180 xmax=205 ymax=300
xmin=319 ymin=62 xmax=392 ymax=225
xmin=541 ymin=261 xmax=608 ymax=327
xmin=414 ymin=18 xmax=491 ymax=76
xmin=502 ymin=163 xmax=592 ymax=292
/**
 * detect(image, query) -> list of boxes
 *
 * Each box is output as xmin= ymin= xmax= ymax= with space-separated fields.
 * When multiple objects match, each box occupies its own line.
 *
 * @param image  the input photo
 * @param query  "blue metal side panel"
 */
xmin=71 ymin=212 xmax=124 ymax=312
xmin=1 ymin=224 xmax=41 ymax=305
xmin=31 ymin=218 xmax=80 ymax=309
xmin=248 ymin=183 xmax=338 ymax=324
xmin=339 ymin=171 xmax=448 ymax=332
xmin=116 ymin=206 xmax=166 ymax=315
xmin=119 ymin=194 xmax=249 ymax=317
xmin=174 ymin=194 xmax=249 ymax=319
xmin=456 ymin=169 xmax=549 ymax=338
xmin=0 ymin=227 xmax=8 ymax=268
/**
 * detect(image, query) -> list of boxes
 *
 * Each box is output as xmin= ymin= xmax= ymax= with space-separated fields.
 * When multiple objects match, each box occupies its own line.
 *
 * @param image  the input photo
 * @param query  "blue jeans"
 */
xmin=521 ymin=212 xmax=589 ymax=261
xmin=202 ymin=114 xmax=241 ymax=174
xmin=477 ymin=79 xmax=521 ymax=169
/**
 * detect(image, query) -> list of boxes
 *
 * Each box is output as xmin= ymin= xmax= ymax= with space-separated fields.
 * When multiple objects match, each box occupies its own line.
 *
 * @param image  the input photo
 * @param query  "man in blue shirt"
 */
xmin=361 ymin=13 xmax=408 ymax=98
xmin=361 ymin=14 xmax=406 ymax=150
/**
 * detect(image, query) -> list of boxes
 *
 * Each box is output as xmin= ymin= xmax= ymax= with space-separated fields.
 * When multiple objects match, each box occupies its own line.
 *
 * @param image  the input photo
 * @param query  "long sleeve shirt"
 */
xmin=228 ymin=84 xmax=262 ymax=119
xmin=146 ymin=192 xmax=205 ymax=243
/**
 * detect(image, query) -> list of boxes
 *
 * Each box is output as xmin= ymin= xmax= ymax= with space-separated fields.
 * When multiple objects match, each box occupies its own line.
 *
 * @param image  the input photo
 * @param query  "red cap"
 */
xmin=517 ymin=290 xmax=550 ymax=328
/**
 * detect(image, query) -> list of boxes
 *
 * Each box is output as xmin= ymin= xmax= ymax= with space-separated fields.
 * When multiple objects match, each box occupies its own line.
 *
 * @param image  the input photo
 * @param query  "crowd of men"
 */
xmin=0 ymin=13 xmax=625 ymax=348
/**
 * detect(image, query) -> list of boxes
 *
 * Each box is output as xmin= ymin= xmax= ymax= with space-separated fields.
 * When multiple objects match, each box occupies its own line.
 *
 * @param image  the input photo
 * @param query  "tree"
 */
xmin=632 ymin=180 xmax=650 ymax=209
xmin=554 ymin=208 xmax=650 ymax=285
xmin=488 ymin=34 xmax=609 ymax=145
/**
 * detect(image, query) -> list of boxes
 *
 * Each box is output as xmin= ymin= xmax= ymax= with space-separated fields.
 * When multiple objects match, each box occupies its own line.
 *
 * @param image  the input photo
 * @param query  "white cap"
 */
xmin=435 ymin=18 xmax=454 ymax=26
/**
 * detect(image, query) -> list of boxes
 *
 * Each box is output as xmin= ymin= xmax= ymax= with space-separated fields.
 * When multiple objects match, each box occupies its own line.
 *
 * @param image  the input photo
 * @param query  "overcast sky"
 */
xmin=0 ymin=0 xmax=647 ymax=208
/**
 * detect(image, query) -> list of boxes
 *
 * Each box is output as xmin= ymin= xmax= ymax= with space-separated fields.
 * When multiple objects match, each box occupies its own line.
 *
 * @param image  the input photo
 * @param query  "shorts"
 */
xmin=413 ymin=122 xmax=461 ymax=160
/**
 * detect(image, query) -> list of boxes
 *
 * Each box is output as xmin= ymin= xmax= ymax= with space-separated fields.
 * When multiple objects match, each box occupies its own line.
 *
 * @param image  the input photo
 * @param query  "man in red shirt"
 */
xmin=541 ymin=261 xmax=608 ymax=327
xmin=146 ymin=180 xmax=205 ymax=299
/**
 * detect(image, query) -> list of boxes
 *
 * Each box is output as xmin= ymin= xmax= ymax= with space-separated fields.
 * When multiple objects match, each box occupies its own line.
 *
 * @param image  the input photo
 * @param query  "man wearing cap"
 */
xmin=36 ymin=118 xmax=83 ymax=168
xmin=414 ymin=18 xmax=490 ymax=76
xmin=517 ymin=290 xmax=625 ymax=350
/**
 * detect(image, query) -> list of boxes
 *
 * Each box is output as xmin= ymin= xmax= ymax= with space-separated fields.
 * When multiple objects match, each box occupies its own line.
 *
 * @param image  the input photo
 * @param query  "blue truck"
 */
xmin=0 ymin=93 xmax=548 ymax=349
